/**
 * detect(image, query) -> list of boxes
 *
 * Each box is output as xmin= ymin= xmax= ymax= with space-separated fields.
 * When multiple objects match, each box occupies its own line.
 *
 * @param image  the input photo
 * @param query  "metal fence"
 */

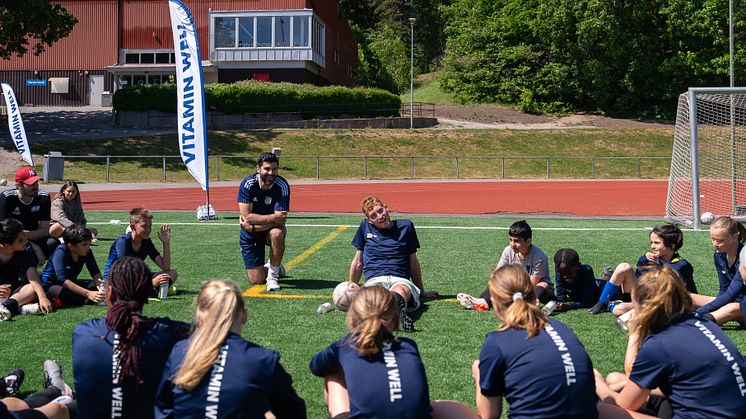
xmin=49 ymin=154 xmax=670 ymax=182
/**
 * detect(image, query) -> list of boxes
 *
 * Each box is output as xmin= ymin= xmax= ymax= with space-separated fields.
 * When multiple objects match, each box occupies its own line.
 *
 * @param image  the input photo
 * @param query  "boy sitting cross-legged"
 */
xmin=42 ymin=226 xmax=104 ymax=307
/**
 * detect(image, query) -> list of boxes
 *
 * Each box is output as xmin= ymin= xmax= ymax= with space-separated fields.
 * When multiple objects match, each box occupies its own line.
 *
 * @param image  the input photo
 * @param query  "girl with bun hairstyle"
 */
xmin=310 ymin=285 xmax=475 ymax=419
xmin=155 ymin=279 xmax=306 ymax=418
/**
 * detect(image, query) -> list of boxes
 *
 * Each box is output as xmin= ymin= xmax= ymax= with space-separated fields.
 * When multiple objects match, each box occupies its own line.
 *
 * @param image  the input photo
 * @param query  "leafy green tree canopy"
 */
xmin=0 ymin=1 xmax=78 ymax=60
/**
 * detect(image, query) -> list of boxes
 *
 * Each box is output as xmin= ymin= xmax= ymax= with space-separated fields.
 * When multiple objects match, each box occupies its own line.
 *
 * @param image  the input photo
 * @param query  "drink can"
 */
xmin=158 ymin=282 xmax=169 ymax=300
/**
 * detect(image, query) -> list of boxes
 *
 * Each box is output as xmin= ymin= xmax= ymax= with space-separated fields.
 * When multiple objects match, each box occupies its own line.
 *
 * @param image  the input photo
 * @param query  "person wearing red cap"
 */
xmin=0 ymin=167 xmax=60 ymax=266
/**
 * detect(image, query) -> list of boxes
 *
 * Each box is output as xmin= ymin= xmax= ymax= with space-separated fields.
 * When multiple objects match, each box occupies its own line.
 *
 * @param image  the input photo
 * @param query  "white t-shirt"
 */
xmin=497 ymin=244 xmax=552 ymax=288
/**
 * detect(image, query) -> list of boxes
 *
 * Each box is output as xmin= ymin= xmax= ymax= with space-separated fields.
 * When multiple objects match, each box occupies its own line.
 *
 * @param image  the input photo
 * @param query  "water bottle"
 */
xmin=96 ymin=277 xmax=107 ymax=306
xmin=615 ymin=309 xmax=633 ymax=332
xmin=541 ymin=300 xmax=558 ymax=316
xmin=158 ymin=282 xmax=169 ymax=300
xmin=317 ymin=302 xmax=334 ymax=314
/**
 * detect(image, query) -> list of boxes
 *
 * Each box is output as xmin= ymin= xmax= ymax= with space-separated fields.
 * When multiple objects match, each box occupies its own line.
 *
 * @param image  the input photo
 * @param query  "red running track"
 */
xmin=82 ymin=180 xmax=668 ymax=217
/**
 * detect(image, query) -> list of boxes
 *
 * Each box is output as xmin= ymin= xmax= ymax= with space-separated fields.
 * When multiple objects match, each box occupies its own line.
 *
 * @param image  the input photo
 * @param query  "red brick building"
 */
xmin=0 ymin=0 xmax=357 ymax=106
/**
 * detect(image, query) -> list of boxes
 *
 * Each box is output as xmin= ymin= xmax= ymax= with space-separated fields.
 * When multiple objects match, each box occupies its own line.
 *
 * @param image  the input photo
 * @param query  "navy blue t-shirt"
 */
xmin=636 ymin=253 xmax=697 ymax=293
xmin=479 ymin=318 xmax=598 ymax=419
xmin=104 ymin=233 xmax=160 ymax=279
xmin=155 ymin=332 xmax=306 ymax=419
xmin=351 ymin=219 xmax=419 ymax=280
xmin=555 ymin=264 xmax=601 ymax=309
xmin=714 ymin=243 xmax=743 ymax=297
xmin=630 ymin=314 xmax=746 ymax=418
xmin=72 ymin=317 xmax=190 ymax=419
xmin=697 ymin=270 xmax=746 ymax=315
xmin=41 ymin=243 xmax=100 ymax=286
xmin=0 ymin=242 xmax=38 ymax=288
xmin=0 ymin=189 xmax=51 ymax=231
xmin=237 ymin=173 xmax=290 ymax=241
xmin=310 ymin=335 xmax=432 ymax=419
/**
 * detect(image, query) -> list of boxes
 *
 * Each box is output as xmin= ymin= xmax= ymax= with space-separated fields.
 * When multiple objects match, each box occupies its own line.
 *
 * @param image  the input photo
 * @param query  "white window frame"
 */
xmin=210 ymin=10 xmax=322 ymax=51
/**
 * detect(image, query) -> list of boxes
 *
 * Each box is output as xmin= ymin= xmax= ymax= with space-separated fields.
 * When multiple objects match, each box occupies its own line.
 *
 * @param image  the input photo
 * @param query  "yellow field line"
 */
xmin=243 ymin=226 xmax=349 ymax=297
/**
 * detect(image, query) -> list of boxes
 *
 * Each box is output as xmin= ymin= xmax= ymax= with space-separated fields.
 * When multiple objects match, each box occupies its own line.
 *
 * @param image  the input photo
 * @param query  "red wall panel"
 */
xmin=0 ymin=1 xmax=118 ymax=71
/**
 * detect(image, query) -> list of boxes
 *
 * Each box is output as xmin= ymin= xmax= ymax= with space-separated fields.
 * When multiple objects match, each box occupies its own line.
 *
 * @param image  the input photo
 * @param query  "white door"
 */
xmin=89 ymin=75 xmax=104 ymax=106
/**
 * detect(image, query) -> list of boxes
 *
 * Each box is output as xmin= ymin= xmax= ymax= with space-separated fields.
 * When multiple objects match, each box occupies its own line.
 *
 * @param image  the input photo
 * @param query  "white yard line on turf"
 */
xmin=89 ymin=222 xmax=704 ymax=232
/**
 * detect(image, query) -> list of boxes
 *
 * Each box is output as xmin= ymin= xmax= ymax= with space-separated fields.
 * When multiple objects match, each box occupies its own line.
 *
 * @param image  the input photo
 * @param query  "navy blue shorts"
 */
xmin=241 ymin=232 xmax=268 ymax=269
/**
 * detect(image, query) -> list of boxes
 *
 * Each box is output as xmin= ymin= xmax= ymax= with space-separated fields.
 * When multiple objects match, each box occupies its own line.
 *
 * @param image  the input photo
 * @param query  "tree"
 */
xmin=0 ymin=1 xmax=78 ymax=60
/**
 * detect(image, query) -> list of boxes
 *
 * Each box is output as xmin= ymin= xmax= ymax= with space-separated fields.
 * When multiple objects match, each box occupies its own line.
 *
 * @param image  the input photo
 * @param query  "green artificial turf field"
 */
xmin=2 ymin=211 xmax=738 ymax=417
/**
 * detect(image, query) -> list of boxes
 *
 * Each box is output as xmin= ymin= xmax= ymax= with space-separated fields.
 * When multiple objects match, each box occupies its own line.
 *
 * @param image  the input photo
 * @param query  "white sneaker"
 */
xmin=0 ymin=305 xmax=11 ymax=321
xmin=20 ymin=303 xmax=41 ymax=315
xmin=266 ymin=277 xmax=280 ymax=292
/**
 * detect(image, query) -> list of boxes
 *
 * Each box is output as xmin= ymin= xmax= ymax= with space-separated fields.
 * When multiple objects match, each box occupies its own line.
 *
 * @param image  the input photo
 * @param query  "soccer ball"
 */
xmin=332 ymin=282 xmax=360 ymax=311
xmin=701 ymin=212 xmax=715 ymax=224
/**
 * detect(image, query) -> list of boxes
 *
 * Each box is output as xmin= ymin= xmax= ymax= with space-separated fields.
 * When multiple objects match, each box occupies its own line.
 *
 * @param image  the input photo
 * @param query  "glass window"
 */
xmin=132 ymin=75 xmax=147 ymax=86
xmin=149 ymin=75 xmax=163 ymax=85
xmin=140 ymin=53 xmax=155 ymax=64
xmin=125 ymin=53 xmax=139 ymax=64
xmin=238 ymin=17 xmax=254 ymax=47
xmin=214 ymin=17 xmax=236 ymax=48
xmin=120 ymin=75 xmax=132 ymax=86
xmin=292 ymin=16 xmax=309 ymax=47
xmin=256 ymin=16 xmax=272 ymax=47
xmin=275 ymin=16 xmax=290 ymax=47
xmin=155 ymin=53 xmax=170 ymax=63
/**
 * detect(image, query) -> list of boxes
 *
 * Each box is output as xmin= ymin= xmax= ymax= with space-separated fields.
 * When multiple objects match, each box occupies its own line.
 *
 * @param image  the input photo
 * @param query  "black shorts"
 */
xmin=45 ymin=280 xmax=96 ymax=307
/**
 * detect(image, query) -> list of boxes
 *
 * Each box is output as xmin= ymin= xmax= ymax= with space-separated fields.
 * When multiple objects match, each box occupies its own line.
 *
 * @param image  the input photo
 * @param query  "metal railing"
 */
xmin=50 ymin=154 xmax=670 ymax=182
xmin=400 ymin=102 xmax=436 ymax=118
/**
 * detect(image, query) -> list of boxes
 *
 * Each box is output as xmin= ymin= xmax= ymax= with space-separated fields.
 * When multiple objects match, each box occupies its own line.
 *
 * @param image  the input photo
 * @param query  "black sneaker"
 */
xmin=3 ymin=368 xmax=24 ymax=396
xmin=588 ymin=301 xmax=608 ymax=315
xmin=396 ymin=294 xmax=415 ymax=333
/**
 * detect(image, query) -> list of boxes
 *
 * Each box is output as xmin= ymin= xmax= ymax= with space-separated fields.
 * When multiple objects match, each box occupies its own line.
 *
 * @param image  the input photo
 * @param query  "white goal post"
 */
xmin=666 ymin=87 xmax=746 ymax=229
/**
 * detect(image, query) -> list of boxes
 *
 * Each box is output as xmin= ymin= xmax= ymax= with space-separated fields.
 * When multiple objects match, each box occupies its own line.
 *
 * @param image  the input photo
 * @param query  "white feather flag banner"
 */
xmin=168 ymin=0 xmax=209 ymax=191
xmin=1 ymin=83 xmax=33 ymax=166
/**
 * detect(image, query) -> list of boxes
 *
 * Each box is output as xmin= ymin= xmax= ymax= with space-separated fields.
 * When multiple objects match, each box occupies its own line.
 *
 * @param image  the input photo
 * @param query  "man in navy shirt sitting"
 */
xmin=0 ymin=167 xmax=59 ymax=265
xmin=348 ymin=196 xmax=438 ymax=332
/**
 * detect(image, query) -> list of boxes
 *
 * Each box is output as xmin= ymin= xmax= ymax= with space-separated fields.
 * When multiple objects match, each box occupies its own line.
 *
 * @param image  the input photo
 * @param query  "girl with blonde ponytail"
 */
xmin=692 ymin=216 xmax=746 ymax=325
xmin=155 ymin=279 xmax=306 ymax=419
xmin=595 ymin=267 xmax=746 ymax=418
xmin=310 ymin=286 xmax=477 ymax=419
xmin=474 ymin=265 xmax=602 ymax=418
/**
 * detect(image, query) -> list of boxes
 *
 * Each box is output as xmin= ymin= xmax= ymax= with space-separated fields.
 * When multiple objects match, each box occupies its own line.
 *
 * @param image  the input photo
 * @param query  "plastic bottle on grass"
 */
xmin=317 ymin=302 xmax=334 ymax=314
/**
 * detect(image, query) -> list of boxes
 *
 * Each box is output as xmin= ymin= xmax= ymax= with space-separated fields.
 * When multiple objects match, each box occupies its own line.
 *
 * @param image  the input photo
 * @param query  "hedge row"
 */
xmin=112 ymin=80 xmax=401 ymax=117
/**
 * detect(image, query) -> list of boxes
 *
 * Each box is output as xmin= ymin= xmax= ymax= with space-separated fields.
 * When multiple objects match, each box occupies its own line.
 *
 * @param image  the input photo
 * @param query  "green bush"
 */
xmin=113 ymin=81 xmax=401 ymax=117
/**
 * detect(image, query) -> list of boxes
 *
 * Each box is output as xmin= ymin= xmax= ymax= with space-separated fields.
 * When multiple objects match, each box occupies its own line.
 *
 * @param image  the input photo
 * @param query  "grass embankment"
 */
xmin=3 ymin=128 xmax=673 ymax=183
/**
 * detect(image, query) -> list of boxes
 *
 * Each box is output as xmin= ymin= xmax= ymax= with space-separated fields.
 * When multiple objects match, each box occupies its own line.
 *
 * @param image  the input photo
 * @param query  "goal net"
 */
xmin=666 ymin=88 xmax=746 ymax=229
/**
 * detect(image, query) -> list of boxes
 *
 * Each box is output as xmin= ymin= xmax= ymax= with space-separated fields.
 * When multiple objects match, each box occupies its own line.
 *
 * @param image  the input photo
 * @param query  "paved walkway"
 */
xmin=2 ymin=106 xmax=171 ymax=142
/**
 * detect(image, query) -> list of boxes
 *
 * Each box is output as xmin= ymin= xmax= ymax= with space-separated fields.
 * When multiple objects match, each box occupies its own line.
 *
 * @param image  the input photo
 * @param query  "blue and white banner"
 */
xmin=1 ymin=83 xmax=33 ymax=166
xmin=168 ymin=0 xmax=209 ymax=191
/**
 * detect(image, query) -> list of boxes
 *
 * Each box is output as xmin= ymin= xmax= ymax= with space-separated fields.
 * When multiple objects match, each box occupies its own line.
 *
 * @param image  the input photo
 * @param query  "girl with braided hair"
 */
xmin=155 ymin=279 xmax=306 ymax=418
xmin=72 ymin=257 xmax=189 ymax=419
